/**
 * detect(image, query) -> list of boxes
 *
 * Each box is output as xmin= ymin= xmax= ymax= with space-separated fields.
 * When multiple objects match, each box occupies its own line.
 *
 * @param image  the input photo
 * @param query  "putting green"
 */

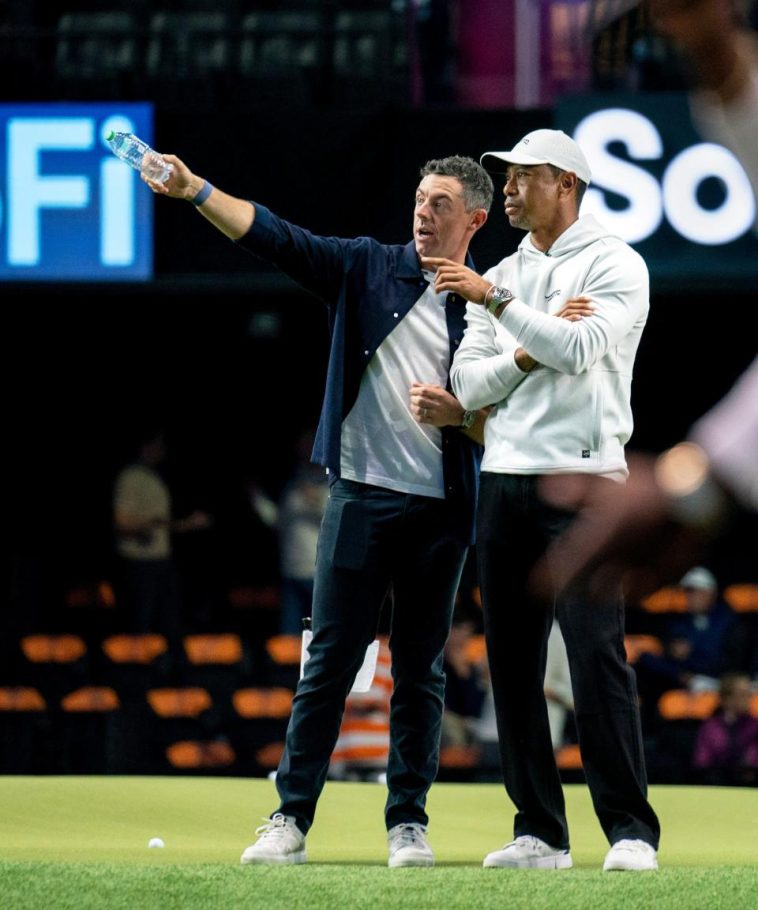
xmin=1 ymin=776 xmax=756 ymax=868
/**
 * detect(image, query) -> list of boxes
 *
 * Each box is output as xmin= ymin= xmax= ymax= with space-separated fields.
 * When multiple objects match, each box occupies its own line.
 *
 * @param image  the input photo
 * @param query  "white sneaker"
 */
xmin=387 ymin=823 xmax=434 ymax=867
xmin=603 ymin=839 xmax=658 ymax=871
xmin=483 ymin=835 xmax=573 ymax=869
xmin=240 ymin=813 xmax=306 ymax=865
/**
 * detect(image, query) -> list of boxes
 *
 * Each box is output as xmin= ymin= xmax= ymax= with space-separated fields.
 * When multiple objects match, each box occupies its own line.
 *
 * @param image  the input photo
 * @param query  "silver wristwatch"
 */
xmin=460 ymin=409 xmax=476 ymax=430
xmin=485 ymin=286 xmax=514 ymax=315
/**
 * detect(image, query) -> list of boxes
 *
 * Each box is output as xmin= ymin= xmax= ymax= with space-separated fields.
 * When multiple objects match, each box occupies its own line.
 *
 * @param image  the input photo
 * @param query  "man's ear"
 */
xmin=470 ymin=209 xmax=488 ymax=232
xmin=561 ymin=173 xmax=578 ymax=194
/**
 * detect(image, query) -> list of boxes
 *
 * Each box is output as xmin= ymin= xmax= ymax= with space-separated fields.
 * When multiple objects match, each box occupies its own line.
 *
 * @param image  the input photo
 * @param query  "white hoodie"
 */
xmin=451 ymin=215 xmax=648 ymax=476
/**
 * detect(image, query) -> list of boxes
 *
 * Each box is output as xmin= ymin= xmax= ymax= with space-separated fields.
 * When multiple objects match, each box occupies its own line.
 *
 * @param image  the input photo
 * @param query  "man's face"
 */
xmin=684 ymin=586 xmax=715 ymax=614
xmin=502 ymin=164 xmax=563 ymax=234
xmin=723 ymin=678 xmax=753 ymax=717
xmin=413 ymin=174 xmax=474 ymax=261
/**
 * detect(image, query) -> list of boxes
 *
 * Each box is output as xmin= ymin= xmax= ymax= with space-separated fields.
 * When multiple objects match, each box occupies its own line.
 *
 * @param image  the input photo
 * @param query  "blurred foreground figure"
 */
xmin=540 ymin=0 xmax=758 ymax=602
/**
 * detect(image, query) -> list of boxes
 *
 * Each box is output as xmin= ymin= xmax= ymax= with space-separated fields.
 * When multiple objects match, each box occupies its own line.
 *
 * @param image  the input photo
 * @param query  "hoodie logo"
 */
xmin=544 ymin=289 xmax=561 ymax=302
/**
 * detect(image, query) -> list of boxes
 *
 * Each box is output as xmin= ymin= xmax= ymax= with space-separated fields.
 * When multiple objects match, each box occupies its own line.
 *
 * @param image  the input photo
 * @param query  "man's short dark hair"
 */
xmin=420 ymin=156 xmax=494 ymax=214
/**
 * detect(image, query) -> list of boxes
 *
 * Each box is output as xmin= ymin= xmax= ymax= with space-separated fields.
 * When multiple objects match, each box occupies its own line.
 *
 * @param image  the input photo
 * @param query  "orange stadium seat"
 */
xmin=102 ymin=633 xmax=167 ymax=664
xmin=555 ymin=743 xmax=583 ymax=770
xmin=184 ymin=634 xmax=243 ymax=665
xmin=21 ymin=634 xmax=86 ymax=663
xmin=61 ymin=686 xmax=119 ymax=713
xmin=641 ymin=587 xmax=688 ymax=613
xmin=166 ymin=739 xmax=236 ymax=770
xmin=657 ymin=689 xmax=719 ymax=721
xmin=254 ymin=741 xmax=285 ymax=770
xmin=624 ymin=634 xmax=664 ymax=664
xmin=0 ymin=687 xmax=46 ymax=712
xmin=438 ymin=744 xmax=481 ymax=769
xmin=233 ymin=688 xmax=293 ymax=720
xmin=464 ymin=634 xmax=487 ymax=666
xmin=723 ymin=584 xmax=758 ymax=612
xmin=146 ymin=687 xmax=212 ymax=718
xmin=0 ymin=687 xmax=48 ymax=772
xmin=100 ymin=633 xmax=170 ymax=695
xmin=19 ymin=634 xmax=88 ymax=699
xmin=265 ymin=634 xmax=302 ymax=665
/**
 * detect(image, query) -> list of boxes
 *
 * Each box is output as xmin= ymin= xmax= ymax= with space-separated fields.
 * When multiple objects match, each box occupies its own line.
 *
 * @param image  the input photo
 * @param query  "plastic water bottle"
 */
xmin=105 ymin=131 xmax=174 ymax=183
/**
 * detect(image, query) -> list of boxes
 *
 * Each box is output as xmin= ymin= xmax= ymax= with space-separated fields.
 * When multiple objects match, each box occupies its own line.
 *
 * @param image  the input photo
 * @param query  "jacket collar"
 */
xmin=395 ymin=241 xmax=476 ymax=281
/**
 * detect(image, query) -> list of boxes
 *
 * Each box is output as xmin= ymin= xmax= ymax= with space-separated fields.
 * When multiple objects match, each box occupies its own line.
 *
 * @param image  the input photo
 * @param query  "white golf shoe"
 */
xmin=483 ymin=835 xmax=573 ymax=869
xmin=387 ymin=823 xmax=434 ymax=867
xmin=240 ymin=813 xmax=306 ymax=865
xmin=603 ymin=838 xmax=658 ymax=871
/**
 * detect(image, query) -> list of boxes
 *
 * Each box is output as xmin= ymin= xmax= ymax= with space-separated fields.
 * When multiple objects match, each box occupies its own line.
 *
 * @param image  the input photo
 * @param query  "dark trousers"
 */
xmin=275 ymin=479 xmax=468 ymax=834
xmin=477 ymin=473 xmax=660 ymax=850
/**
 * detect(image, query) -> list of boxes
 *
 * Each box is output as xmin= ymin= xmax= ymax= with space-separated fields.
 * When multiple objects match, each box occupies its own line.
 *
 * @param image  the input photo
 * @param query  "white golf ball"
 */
xmin=148 ymin=837 xmax=165 ymax=849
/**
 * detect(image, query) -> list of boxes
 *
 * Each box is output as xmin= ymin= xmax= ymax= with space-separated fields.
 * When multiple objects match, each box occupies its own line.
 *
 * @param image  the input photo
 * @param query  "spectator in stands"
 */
xmin=693 ymin=672 xmax=758 ymax=785
xmin=636 ymin=567 xmax=738 ymax=703
xmin=113 ymin=429 xmax=211 ymax=642
xmin=278 ymin=430 xmax=329 ymax=635
xmin=441 ymin=616 xmax=487 ymax=749
xmin=144 ymin=152 xmax=492 ymax=868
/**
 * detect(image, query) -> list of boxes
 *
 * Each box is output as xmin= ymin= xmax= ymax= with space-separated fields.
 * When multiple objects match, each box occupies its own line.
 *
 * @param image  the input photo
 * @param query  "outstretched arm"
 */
xmin=142 ymin=153 xmax=254 ymax=240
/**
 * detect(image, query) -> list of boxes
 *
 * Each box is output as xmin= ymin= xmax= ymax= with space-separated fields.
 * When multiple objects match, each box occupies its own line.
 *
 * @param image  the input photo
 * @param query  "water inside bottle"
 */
xmin=142 ymin=154 xmax=173 ymax=184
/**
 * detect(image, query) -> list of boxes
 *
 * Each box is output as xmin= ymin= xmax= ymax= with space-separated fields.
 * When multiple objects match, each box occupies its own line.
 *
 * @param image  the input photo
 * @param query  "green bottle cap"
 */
xmin=105 ymin=130 xmax=115 ymax=140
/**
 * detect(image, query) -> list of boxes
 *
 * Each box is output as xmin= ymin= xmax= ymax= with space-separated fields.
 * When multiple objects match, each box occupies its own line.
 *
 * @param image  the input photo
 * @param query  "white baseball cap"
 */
xmin=481 ymin=129 xmax=592 ymax=186
xmin=679 ymin=567 xmax=717 ymax=591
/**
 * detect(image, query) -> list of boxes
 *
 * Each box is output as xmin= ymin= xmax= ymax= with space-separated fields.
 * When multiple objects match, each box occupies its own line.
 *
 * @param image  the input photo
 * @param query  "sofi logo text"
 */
xmin=575 ymin=108 xmax=755 ymax=246
xmin=0 ymin=103 xmax=154 ymax=280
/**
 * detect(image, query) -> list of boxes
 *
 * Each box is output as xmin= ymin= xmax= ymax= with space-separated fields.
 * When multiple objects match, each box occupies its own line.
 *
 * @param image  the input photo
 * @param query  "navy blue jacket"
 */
xmin=237 ymin=203 xmax=482 ymax=544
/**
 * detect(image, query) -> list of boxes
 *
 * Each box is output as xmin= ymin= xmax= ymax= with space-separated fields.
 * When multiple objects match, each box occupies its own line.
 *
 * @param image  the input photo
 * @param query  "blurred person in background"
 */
xmin=278 ymin=430 xmax=329 ymax=635
xmin=693 ymin=672 xmax=758 ymax=785
xmin=441 ymin=615 xmax=487 ymax=749
xmin=113 ymin=429 xmax=211 ymax=642
xmin=535 ymin=0 xmax=758 ymax=604
xmin=635 ymin=567 xmax=739 ymax=705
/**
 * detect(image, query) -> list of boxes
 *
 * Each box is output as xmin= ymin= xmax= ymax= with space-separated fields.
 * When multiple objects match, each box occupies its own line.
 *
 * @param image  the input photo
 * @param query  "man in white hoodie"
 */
xmin=423 ymin=129 xmax=660 ymax=872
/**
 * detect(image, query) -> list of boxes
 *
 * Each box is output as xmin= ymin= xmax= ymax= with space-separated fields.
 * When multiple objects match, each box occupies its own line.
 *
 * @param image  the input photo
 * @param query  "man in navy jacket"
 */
xmin=146 ymin=152 xmax=492 ymax=866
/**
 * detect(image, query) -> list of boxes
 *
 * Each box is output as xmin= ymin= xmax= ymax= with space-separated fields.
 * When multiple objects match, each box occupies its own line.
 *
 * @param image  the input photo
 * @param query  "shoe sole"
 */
xmin=240 ymin=850 xmax=307 ymax=865
xmin=483 ymin=853 xmax=573 ymax=869
xmin=388 ymin=856 xmax=435 ymax=868
xmin=603 ymin=860 xmax=658 ymax=872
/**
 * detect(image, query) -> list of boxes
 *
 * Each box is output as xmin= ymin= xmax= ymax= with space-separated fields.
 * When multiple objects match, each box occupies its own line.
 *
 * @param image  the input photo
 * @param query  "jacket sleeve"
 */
xmin=450 ymin=301 xmax=531 ymax=410
xmin=236 ymin=203 xmax=361 ymax=306
xmin=497 ymin=246 xmax=649 ymax=375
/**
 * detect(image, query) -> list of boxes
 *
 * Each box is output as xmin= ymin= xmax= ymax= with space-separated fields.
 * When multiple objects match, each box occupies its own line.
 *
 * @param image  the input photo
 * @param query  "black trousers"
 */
xmin=476 ymin=472 xmax=660 ymax=850
xmin=275 ymin=480 xmax=468 ymax=834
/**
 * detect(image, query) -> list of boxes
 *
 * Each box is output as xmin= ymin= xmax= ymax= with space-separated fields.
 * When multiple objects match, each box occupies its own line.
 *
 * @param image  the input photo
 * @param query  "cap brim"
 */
xmin=480 ymin=150 xmax=550 ymax=173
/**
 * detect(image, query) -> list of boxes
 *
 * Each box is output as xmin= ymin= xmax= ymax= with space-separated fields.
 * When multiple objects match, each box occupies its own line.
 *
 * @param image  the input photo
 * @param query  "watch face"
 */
xmin=494 ymin=287 xmax=512 ymax=304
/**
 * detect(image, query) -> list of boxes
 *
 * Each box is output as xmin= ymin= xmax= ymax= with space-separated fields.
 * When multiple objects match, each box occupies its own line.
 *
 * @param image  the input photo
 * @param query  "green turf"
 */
xmin=0 ymin=777 xmax=756 ymax=909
